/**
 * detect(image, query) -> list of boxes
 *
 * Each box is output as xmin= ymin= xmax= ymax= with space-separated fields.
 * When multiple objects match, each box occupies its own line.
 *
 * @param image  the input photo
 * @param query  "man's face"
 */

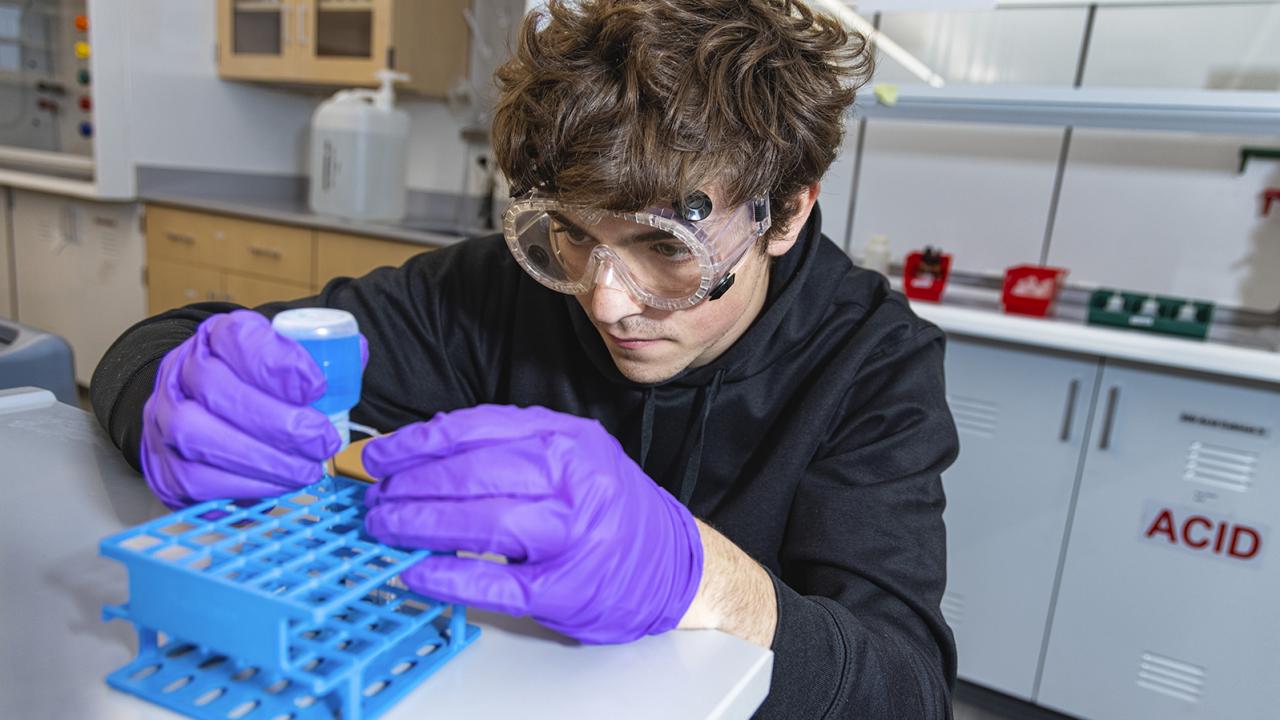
xmin=574 ymin=186 xmax=817 ymax=384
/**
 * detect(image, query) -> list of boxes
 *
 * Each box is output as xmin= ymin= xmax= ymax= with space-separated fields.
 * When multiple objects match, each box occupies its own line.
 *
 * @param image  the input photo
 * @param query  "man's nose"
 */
xmin=586 ymin=262 xmax=646 ymax=325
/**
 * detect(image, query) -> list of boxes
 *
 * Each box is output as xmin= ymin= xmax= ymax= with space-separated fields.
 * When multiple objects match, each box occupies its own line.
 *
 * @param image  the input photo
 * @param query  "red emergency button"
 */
xmin=79 ymin=96 xmax=91 ymax=112
xmin=75 ymin=15 xmax=88 ymax=32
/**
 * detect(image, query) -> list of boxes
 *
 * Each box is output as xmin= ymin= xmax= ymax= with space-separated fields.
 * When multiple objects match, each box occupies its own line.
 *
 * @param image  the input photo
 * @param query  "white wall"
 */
xmin=875 ymin=7 xmax=1088 ymax=86
xmin=120 ymin=0 xmax=489 ymax=195
xmin=848 ymin=7 xmax=1081 ymax=267
xmin=122 ymin=0 xmax=317 ymax=177
xmin=850 ymin=120 xmax=1064 ymax=275
xmin=816 ymin=117 xmax=862 ymax=250
xmin=1049 ymin=129 xmax=1280 ymax=310
xmin=1083 ymin=3 xmax=1280 ymax=90
xmin=846 ymin=4 xmax=1280 ymax=311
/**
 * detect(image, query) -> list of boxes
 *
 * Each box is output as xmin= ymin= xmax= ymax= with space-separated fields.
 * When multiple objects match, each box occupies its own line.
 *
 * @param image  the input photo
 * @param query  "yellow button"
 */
xmin=74 ymin=41 xmax=91 ymax=59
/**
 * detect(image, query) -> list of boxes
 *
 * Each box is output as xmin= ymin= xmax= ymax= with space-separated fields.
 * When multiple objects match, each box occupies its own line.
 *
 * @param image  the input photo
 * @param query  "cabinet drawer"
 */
xmin=315 ymin=231 xmax=431 ymax=285
xmin=146 ymin=206 xmax=230 ymax=267
xmin=148 ymin=258 xmax=224 ymax=314
xmin=226 ymin=219 xmax=315 ymax=285
xmin=224 ymin=273 xmax=313 ymax=309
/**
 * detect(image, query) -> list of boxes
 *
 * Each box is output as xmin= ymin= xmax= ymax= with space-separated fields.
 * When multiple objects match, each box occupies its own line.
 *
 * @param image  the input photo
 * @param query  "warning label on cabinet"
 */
xmin=1139 ymin=501 xmax=1267 ymax=569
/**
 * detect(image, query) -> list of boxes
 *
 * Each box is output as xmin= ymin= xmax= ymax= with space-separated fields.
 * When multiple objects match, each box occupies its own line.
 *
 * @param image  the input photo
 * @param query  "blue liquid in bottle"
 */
xmin=271 ymin=308 xmax=363 ymax=449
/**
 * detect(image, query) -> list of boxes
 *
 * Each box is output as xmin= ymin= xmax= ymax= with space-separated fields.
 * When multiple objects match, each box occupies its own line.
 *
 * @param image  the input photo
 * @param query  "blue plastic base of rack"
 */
xmin=100 ymin=477 xmax=480 ymax=720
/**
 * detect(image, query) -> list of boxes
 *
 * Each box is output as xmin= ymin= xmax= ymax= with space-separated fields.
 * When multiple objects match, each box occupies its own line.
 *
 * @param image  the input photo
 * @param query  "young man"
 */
xmin=92 ymin=1 xmax=960 ymax=716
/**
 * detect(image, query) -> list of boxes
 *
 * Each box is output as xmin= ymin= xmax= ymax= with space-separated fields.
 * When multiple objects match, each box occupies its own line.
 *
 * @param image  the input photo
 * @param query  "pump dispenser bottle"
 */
xmin=309 ymin=70 xmax=411 ymax=222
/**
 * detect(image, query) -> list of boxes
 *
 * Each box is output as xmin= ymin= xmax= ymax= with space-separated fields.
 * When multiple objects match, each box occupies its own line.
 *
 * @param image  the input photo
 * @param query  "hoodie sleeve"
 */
xmin=756 ymin=325 xmax=959 ymax=719
xmin=90 ymin=237 xmax=517 ymax=471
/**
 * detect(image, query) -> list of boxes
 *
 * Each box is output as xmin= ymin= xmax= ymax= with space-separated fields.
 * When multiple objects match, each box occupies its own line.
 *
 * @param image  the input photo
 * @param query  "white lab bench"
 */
xmin=916 ymin=296 xmax=1280 ymax=720
xmin=0 ymin=388 xmax=772 ymax=720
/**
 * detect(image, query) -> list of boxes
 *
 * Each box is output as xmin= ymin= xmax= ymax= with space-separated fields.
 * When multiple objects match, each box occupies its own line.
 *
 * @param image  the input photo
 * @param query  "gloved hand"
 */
xmin=362 ymin=404 xmax=704 ymax=644
xmin=140 ymin=309 xmax=358 ymax=508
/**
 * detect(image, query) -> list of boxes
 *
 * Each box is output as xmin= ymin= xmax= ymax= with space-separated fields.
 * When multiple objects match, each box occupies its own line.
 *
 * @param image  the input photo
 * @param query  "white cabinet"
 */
xmin=1039 ymin=362 xmax=1280 ymax=720
xmin=11 ymin=189 xmax=146 ymax=385
xmin=942 ymin=336 xmax=1100 ymax=699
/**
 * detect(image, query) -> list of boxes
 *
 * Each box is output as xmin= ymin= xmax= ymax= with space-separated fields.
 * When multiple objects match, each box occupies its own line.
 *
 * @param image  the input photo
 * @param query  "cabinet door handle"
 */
xmin=1059 ymin=379 xmax=1080 ymax=442
xmin=166 ymin=232 xmax=195 ymax=245
xmin=297 ymin=5 xmax=308 ymax=46
xmin=1098 ymin=386 xmax=1120 ymax=451
xmin=248 ymin=245 xmax=283 ymax=259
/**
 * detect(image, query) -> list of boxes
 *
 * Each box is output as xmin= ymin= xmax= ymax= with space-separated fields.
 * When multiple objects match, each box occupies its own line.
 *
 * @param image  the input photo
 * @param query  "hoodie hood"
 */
xmin=566 ymin=203 xmax=844 ymax=390
xmin=563 ymin=203 xmax=856 ymax=505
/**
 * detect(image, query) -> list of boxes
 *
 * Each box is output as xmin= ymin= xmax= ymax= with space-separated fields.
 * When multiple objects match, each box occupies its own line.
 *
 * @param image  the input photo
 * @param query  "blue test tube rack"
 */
xmin=99 ymin=477 xmax=480 ymax=720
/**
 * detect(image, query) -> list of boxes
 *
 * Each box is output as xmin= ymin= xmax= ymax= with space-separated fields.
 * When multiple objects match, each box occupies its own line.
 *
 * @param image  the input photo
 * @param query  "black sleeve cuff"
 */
xmin=757 ymin=568 xmax=848 ymax=719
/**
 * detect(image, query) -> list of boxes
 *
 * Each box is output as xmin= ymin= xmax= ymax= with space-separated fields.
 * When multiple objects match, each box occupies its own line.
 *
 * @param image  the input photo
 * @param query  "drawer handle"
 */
xmin=297 ymin=5 xmax=308 ymax=46
xmin=166 ymin=232 xmax=196 ymax=245
xmin=248 ymin=245 xmax=283 ymax=260
xmin=1059 ymin=379 xmax=1080 ymax=443
xmin=1098 ymin=386 xmax=1120 ymax=451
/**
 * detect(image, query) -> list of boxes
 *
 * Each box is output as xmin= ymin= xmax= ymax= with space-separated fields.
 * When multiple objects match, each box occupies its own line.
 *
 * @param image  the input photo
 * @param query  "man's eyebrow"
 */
xmin=627 ymin=229 xmax=677 ymax=244
xmin=549 ymin=212 xmax=675 ymax=244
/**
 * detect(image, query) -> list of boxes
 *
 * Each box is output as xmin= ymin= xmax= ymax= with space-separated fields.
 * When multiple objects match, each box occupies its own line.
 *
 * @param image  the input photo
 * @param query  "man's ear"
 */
xmin=766 ymin=182 xmax=821 ymax=258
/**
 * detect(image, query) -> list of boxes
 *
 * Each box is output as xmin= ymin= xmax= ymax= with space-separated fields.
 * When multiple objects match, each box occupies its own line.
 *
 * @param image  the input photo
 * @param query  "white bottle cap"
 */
xmin=272 ymin=308 xmax=359 ymax=340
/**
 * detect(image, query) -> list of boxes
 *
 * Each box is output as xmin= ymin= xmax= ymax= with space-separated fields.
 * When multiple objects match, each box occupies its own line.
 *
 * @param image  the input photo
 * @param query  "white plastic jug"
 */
xmin=309 ymin=70 xmax=411 ymax=222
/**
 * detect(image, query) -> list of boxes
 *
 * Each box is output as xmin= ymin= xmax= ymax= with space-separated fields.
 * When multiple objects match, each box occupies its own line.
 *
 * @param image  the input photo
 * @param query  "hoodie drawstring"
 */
xmin=639 ymin=386 xmax=655 ymax=471
xmin=677 ymin=368 xmax=726 ymax=507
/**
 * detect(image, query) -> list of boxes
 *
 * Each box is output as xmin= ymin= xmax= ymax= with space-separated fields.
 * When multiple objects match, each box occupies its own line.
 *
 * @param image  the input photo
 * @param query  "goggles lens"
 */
xmin=548 ymin=210 xmax=705 ymax=300
xmin=504 ymin=192 xmax=771 ymax=309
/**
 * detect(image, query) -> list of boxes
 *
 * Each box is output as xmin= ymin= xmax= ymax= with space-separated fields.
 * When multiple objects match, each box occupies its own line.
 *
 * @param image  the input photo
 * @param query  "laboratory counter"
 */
xmin=0 ymin=387 xmax=773 ymax=720
xmin=902 ymin=283 xmax=1280 ymax=385
xmin=137 ymin=167 xmax=486 ymax=250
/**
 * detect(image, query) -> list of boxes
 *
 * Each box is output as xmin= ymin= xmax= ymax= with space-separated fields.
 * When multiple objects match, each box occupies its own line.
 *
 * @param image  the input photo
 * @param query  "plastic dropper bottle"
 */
xmin=862 ymin=234 xmax=893 ymax=277
xmin=271 ymin=308 xmax=363 ymax=451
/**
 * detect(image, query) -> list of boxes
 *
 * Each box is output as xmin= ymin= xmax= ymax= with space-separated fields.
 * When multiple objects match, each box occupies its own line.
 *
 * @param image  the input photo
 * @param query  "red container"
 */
xmin=903 ymin=248 xmax=952 ymax=303
xmin=1002 ymin=265 xmax=1069 ymax=317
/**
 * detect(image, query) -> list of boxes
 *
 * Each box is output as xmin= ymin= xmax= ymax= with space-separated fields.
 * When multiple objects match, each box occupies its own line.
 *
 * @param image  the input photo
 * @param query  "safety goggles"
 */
xmin=502 ymin=190 xmax=772 ymax=310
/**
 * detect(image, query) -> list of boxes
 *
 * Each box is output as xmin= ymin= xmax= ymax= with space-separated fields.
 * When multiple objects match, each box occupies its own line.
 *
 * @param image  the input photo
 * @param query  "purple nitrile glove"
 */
xmin=140 ymin=309 xmax=365 ymax=509
xmin=362 ymin=404 xmax=704 ymax=645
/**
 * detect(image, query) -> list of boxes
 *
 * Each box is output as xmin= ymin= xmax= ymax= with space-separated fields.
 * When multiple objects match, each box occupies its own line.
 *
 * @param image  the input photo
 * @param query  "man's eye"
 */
xmin=651 ymin=241 xmax=692 ymax=261
xmin=552 ymin=222 xmax=593 ymax=245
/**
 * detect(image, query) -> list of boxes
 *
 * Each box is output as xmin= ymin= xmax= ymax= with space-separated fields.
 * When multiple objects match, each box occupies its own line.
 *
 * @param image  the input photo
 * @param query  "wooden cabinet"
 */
xmin=315 ymin=230 xmax=427 ymax=282
xmin=224 ymin=273 xmax=315 ymax=308
xmin=224 ymin=220 xmax=313 ymax=285
xmin=148 ymin=258 xmax=225 ymax=313
xmin=146 ymin=206 xmax=230 ymax=267
xmin=145 ymin=206 xmax=313 ymax=313
xmin=217 ymin=0 xmax=470 ymax=97
xmin=143 ymin=204 xmax=436 ymax=315
xmin=217 ymin=0 xmax=293 ymax=79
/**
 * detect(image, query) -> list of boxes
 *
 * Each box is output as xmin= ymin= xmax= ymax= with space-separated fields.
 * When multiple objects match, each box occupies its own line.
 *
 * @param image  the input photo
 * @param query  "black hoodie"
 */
xmin=91 ymin=205 xmax=960 ymax=718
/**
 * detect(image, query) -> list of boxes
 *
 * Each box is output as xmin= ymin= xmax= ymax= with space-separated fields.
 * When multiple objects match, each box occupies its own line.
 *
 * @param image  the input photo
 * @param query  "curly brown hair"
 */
xmin=491 ymin=0 xmax=873 ymax=242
